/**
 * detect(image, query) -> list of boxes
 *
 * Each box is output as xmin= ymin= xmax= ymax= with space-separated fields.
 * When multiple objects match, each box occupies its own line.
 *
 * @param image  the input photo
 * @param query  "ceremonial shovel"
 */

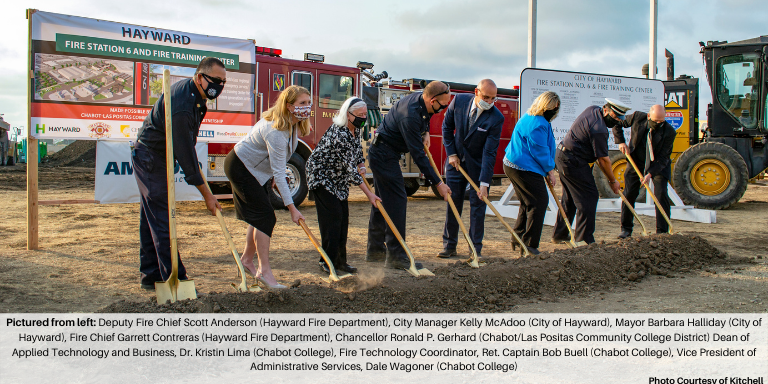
xmin=625 ymin=153 xmax=673 ymax=234
xmin=198 ymin=167 xmax=261 ymax=293
xmin=362 ymin=177 xmax=433 ymax=277
xmin=155 ymin=69 xmax=197 ymax=304
xmin=424 ymin=147 xmax=482 ymax=267
xmin=544 ymin=177 xmax=588 ymax=248
xmin=455 ymin=163 xmax=529 ymax=259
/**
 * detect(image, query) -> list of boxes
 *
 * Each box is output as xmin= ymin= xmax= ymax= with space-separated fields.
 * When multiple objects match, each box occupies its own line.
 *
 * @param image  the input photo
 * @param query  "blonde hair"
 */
xmin=527 ymin=91 xmax=560 ymax=117
xmin=263 ymin=85 xmax=312 ymax=136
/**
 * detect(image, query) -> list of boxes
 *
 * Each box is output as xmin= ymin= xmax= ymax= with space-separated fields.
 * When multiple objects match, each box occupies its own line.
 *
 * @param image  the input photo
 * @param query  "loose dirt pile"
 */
xmin=100 ymin=234 xmax=748 ymax=313
xmin=45 ymin=140 xmax=96 ymax=167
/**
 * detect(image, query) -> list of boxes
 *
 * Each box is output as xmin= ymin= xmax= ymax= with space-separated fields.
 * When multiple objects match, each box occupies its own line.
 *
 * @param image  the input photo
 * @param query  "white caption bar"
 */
xmin=2 ymin=314 xmax=766 ymax=383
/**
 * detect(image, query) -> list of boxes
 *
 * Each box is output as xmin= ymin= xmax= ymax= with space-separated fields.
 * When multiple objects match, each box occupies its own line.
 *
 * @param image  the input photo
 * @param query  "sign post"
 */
xmin=27 ymin=8 xmax=38 ymax=250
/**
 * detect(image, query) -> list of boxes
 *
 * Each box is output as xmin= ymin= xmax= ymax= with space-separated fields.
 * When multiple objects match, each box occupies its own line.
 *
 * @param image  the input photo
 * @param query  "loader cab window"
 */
xmin=716 ymin=53 xmax=760 ymax=129
xmin=291 ymin=71 xmax=313 ymax=93
xmin=319 ymin=74 xmax=354 ymax=109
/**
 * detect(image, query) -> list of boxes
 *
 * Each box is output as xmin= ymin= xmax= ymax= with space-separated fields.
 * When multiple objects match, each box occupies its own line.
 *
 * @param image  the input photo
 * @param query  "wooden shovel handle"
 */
xmin=624 ymin=153 xmax=673 ymax=233
xmin=361 ymin=178 xmax=417 ymax=262
xmin=423 ymin=148 xmax=479 ymax=260
xmin=162 ymin=70 xmax=179 ymax=284
xmin=455 ymin=163 xmax=528 ymax=255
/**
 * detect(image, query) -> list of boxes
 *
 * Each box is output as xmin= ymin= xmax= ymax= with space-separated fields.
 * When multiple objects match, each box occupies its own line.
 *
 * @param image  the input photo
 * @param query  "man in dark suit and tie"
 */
xmin=439 ymin=79 xmax=504 ymax=258
xmin=614 ymin=104 xmax=676 ymax=237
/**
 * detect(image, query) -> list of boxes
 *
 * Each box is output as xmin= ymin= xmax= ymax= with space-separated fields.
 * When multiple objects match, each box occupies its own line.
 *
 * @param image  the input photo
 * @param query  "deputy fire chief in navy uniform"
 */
xmin=614 ymin=105 xmax=676 ymax=237
xmin=552 ymin=99 xmax=628 ymax=244
xmin=367 ymin=81 xmax=452 ymax=270
xmin=439 ymin=79 xmax=503 ymax=258
xmin=132 ymin=57 xmax=224 ymax=289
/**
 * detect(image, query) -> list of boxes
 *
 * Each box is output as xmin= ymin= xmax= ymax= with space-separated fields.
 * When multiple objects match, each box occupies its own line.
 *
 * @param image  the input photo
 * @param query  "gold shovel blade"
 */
xmin=319 ymin=271 xmax=353 ymax=284
xmin=155 ymin=278 xmax=197 ymax=304
xmin=231 ymin=282 xmax=262 ymax=293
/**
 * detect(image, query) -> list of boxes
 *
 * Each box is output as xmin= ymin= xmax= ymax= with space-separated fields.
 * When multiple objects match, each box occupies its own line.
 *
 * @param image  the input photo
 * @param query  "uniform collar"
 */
xmin=417 ymin=93 xmax=429 ymax=121
xmin=189 ymin=78 xmax=205 ymax=103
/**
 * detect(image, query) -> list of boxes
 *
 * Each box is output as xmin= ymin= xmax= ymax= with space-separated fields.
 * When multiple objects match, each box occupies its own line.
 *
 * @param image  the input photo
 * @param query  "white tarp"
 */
xmin=94 ymin=140 xmax=206 ymax=204
xmin=519 ymin=68 xmax=665 ymax=149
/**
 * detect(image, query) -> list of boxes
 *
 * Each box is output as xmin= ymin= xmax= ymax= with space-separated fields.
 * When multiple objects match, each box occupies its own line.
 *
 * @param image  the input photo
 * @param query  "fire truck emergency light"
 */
xmin=256 ymin=46 xmax=282 ymax=57
xmin=304 ymin=53 xmax=325 ymax=63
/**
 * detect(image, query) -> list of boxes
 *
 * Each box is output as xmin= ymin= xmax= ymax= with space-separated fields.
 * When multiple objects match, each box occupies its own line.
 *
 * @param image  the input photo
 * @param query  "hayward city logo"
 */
xmin=88 ymin=122 xmax=112 ymax=139
xmin=35 ymin=124 xmax=81 ymax=133
xmin=198 ymin=130 xmax=214 ymax=138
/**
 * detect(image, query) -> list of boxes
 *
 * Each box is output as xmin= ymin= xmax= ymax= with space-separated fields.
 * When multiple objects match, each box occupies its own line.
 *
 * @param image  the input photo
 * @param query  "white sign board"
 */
xmin=520 ymin=68 xmax=665 ymax=150
xmin=94 ymin=140 xmax=207 ymax=204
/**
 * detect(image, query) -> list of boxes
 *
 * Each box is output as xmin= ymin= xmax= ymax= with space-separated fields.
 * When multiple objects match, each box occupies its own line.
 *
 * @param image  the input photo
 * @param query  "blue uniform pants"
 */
xmin=132 ymin=142 xmax=187 ymax=285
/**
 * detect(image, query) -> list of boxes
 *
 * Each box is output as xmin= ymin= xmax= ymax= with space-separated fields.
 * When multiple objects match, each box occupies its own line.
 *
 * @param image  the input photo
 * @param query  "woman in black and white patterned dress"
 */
xmin=306 ymin=97 xmax=381 ymax=274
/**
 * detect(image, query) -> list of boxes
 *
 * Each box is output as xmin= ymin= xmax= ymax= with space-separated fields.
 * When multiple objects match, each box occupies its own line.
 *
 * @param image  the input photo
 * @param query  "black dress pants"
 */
xmin=313 ymin=186 xmax=350 ymax=267
xmin=366 ymin=143 xmax=408 ymax=262
xmin=442 ymin=161 xmax=487 ymax=254
xmin=552 ymin=149 xmax=599 ymax=244
xmin=132 ymin=142 xmax=187 ymax=285
xmin=621 ymin=159 xmax=671 ymax=234
xmin=504 ymin=165 xmax=548 ymax=248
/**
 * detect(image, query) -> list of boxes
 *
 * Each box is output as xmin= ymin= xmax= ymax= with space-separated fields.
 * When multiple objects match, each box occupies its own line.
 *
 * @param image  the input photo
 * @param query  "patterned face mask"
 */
xmin=292 ymin=105 xmax=312 ymax=120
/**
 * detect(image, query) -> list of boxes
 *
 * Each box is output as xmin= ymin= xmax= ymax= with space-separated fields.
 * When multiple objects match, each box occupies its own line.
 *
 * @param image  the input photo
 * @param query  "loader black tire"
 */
xmin=404 ymin=178 xmax=421 ymax=196
xmin=672 ymin=142 xmax=748 ymax=210
xmin=593 ymin=151 xmax=646 ymax=201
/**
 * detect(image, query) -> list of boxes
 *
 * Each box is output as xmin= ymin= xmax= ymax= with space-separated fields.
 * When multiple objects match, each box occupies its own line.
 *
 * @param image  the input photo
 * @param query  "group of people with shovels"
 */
xmin=132 ymin=57 xmax=675 ymax=297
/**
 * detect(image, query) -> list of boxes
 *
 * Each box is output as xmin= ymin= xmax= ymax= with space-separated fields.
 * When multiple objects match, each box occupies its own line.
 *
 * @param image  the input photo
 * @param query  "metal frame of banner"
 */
xmin=489 ymin=183 xmax=716 ymax=226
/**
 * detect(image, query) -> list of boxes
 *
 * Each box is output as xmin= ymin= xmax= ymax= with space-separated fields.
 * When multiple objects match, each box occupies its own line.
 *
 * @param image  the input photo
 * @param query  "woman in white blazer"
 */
xmin=224 ymin=85 xmax=311 ymax=289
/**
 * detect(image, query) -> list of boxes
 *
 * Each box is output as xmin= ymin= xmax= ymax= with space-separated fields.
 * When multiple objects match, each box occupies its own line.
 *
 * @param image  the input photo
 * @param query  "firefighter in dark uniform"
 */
xmin=552 ymin=99 xmax=628 ymax=244
xmin=614 ymin=104 xmax=676 ymax=237
xmin=367 ymin=81 xmax=452 ymax=270
xmin=132 ymin=57 xmax=224 ymax=290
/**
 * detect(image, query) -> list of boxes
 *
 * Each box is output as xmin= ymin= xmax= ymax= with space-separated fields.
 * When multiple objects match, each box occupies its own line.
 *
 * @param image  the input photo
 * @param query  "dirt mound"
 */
xmin=99 ymin=234 xmax=747 ymax=313
xmin=45 ymin=140 xmax=96 ymax=167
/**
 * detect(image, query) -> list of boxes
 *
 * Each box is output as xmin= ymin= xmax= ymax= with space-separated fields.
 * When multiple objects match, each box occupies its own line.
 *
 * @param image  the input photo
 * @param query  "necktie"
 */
xmin=469 ymin=108 xmax=479 ymax=129
xmin=647 ymin=129 xmax=655 ymax=162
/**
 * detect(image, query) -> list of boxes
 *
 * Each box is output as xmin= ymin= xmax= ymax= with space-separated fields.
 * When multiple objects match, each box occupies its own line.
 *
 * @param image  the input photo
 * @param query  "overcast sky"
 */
xmin=1 ymin=0 xmax=765 ymax=132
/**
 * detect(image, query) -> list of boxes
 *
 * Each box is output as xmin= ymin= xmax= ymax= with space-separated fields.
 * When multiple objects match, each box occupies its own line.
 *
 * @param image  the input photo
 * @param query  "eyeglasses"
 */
xmin=202 ymin=73 xmax=226 ymax=85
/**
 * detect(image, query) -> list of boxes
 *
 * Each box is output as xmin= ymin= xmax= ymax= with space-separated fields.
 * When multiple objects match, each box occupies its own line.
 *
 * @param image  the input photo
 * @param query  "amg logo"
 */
xmin=104 ymin=161 xmax=133 ymax=176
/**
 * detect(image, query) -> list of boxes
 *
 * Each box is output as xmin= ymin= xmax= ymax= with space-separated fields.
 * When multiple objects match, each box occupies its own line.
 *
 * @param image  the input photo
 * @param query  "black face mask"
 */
xmin=431 ymin=99 xmax=447 ymax=114
xmin=603 ymin=113 xmax=619 ymax=127
xmin=648 ymin=120 xmax=661 ymax=130
xmin=350 ymin=114 xmax=366 ymax=129
xmin=201 ymin=73 xmax=225 ymax=100
xmin=543 ymin=107 xmax=559 ymax=122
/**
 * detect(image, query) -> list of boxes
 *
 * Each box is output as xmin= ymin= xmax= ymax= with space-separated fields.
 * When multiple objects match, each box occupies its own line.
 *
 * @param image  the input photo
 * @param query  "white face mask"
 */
xmin=477 ymin=99 xmax=493 ymax=111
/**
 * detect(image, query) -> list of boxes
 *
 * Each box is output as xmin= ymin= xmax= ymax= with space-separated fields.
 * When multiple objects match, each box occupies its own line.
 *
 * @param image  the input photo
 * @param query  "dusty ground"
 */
xmin=1 ymin=163 xmax=766 ymax=313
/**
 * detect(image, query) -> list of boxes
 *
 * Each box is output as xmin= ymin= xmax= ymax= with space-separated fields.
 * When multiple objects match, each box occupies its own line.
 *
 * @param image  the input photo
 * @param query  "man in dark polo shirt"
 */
xmin=367 ymin=81 xmax=452 ymax=270
xmin=552 ymin=99 xmax=627 ymax=244
xmin=132 ymin=57 xmax=224 ymax=289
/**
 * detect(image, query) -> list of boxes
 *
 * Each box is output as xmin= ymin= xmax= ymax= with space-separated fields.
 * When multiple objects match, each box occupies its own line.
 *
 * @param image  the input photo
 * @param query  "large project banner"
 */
xmin=30 ymin=11 xmax=255 ymax=142
xmin=520 ymin=68 xmax=665 ymax=150
xmin=94 ymin=141 xmax=207 ymax=204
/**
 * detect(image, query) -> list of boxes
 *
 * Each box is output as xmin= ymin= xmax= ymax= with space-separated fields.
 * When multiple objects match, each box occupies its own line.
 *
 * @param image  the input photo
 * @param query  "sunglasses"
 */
xmin=202 ymin=73 xmax=226 ymax=85
xmin=434 ymin=82 xmax=451 ymax=97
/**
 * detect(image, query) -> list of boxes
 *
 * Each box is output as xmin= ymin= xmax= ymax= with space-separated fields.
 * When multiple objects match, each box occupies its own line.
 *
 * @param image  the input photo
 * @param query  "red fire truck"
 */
xmin=206 ymin=46 xmax=521 ymax=207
